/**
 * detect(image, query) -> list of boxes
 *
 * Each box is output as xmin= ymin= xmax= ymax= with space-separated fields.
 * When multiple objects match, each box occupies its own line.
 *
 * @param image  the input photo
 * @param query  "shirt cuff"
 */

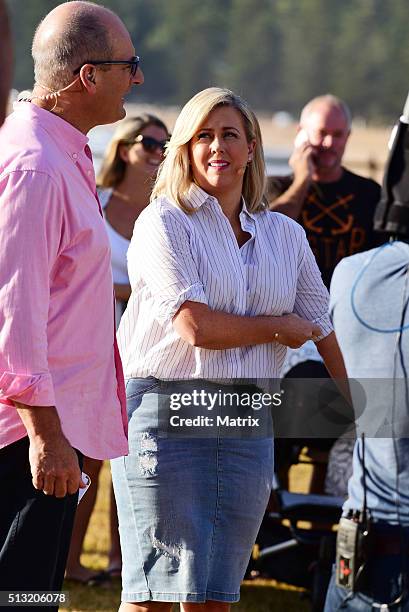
xmin=312 ymin=312 xmax=333 ymax=342
xmin=0 ymin=371 xmax=56 ymax=406
xmin=155 ymin=282 xmax=208 ymax=325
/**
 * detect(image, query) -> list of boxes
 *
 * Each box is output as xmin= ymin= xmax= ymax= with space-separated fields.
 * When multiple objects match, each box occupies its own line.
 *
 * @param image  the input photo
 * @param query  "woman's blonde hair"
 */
xmin=97 ymin=113 xmax=169 ymax=189
xmin=151 ymin=88 xmax=267 ymax=213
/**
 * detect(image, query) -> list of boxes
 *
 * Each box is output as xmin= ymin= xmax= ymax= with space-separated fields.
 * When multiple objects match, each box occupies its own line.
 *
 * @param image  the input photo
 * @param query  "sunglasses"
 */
xmin=73 ymin=56 xmax=140 ymax=77
xmin=131 ymin=134 xmax=169 ymax=154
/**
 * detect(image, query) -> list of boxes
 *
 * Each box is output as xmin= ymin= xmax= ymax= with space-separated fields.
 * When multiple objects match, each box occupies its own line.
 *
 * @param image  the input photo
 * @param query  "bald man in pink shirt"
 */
xmin=0 ymin=1 xmax=143 ymax=600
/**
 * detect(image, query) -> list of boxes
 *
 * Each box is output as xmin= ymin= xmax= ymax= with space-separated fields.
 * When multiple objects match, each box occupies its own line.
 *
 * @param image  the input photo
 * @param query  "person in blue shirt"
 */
xmin=324 ymin=115 xmax=409 ymax=610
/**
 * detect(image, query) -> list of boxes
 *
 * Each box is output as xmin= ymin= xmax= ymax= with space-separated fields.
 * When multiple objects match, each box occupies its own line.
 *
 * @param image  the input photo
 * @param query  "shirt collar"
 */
xmin=13 ymin=102 xmax=89 ymax=162
xmin=187 ymin=182 xmax=215 ymax=210
xmin=187 ymin=182 xmax=257 ymax=220
xmin=240 ymin=197 xmax=257 ymax=220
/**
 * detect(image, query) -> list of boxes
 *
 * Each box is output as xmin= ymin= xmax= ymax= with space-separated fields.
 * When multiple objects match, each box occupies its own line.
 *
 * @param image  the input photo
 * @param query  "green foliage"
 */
xmin=224 ymin=0 xmax=280 ymax=110
xmin=6 ymin=0 xmax=409 ymax=120
xmin=148 ymin=0 xmax=231 ymax=102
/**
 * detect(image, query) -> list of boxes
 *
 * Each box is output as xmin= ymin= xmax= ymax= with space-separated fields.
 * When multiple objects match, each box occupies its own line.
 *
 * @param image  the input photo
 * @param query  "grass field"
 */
xmin=61 ymin=462 xmax=314 ymax=612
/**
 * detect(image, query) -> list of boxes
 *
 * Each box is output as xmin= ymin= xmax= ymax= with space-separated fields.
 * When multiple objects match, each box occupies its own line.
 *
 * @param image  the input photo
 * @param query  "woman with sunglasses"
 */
xmin=111 ymin=88 xmax=348 ymax=611
xmin=65 ymin=113 xmax=170 ymax=587
xmin=98 ymin=113 xmax=170 ymax=322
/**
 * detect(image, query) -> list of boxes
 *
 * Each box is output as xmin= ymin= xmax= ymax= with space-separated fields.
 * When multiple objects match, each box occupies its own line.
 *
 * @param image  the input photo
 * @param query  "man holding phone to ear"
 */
xmin=267 ymin=95 xmax=380 ymax=495
xmin=268 ymin=94 xmax=380 ymax=290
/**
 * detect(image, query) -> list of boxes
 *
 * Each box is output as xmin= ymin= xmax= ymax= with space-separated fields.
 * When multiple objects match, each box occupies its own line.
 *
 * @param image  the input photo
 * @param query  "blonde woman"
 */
xmin=112 ymin=88 xmax=347 ymax=611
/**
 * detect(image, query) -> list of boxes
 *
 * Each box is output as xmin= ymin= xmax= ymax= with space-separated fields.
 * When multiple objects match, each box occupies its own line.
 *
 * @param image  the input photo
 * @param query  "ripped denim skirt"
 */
xmin=111 ymin=377 xmax=274 ymax=604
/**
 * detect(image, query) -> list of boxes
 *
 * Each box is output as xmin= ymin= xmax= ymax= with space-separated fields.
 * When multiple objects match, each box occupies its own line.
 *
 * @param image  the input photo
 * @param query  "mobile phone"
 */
xmin=294 ymin=128 xmax=309 ymax=149
xmin=77 ymin=472 xmax=91 ymax=505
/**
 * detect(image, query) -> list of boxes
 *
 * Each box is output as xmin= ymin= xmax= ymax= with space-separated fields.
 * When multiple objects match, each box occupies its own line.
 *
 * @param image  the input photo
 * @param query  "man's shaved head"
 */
xmin=298 ymin=94 xmax=351 ymax=181
xmin=32 ymin=1 xmax=128 ymax=89
xmin=300 ymin=94 xmax=352 ymax=130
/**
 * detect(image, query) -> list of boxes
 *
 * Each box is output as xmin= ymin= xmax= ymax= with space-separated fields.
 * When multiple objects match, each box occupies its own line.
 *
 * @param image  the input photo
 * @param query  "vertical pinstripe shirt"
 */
xmin=117 ymin=184 xmax=332 ymax=380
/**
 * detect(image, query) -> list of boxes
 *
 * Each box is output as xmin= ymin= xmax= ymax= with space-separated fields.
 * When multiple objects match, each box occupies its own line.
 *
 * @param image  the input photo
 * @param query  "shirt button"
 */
xmin=87 ymin=170 xmax=92 ymax=176
xmin=72 ymin=153 xmax=78 ymax=160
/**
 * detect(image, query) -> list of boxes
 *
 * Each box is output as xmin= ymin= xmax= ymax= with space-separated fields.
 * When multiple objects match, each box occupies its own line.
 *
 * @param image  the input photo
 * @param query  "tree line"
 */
xmin=7 ymin=0 xmax=409 ymax=121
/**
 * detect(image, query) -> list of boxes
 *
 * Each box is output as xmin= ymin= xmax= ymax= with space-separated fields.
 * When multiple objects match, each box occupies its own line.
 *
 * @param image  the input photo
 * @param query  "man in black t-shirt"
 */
xmin=267 ymin=94 xmax=381 ymax=289
xmin=267 ymin=95 xmax=380 ymax=494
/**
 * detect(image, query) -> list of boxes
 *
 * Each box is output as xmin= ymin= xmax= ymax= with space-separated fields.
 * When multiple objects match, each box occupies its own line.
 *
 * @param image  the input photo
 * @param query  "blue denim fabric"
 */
xmin=325 ymin=556 xmax=409 ymax=611
xmin=111 ymin=377 xmax=273 ymax=603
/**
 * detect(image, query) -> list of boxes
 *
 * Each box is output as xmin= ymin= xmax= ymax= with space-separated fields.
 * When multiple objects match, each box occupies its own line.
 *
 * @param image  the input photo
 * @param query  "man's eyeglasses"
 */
xmin=131 ymin=134 xmax=169 ymax=154
xmin=73 ymin=56 xmax=140 ymax=77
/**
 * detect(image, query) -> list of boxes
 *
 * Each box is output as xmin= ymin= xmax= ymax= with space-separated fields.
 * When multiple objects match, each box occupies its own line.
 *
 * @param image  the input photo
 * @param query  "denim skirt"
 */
xmin=111 ymin=377 xmax=274 ymax=603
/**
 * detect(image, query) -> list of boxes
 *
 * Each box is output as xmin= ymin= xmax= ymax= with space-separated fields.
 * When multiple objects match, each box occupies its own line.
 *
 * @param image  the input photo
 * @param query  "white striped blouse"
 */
xmin=117 ymin=184 xmax=333 ymax=380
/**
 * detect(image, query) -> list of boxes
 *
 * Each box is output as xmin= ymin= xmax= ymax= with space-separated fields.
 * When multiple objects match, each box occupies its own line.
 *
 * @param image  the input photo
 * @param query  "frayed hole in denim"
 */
xmin=138 ymin=432 xmax=158 ymax=476
xmin=149 ymin=527 xmax=181 ymax=562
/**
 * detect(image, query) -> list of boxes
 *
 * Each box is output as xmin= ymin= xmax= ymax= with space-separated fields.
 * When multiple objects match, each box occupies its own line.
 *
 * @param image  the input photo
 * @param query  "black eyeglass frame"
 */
xmin=73 ymin=56 xmax=140 ymax=77
xmin=128 ymin=134 xmax=169 ymax=153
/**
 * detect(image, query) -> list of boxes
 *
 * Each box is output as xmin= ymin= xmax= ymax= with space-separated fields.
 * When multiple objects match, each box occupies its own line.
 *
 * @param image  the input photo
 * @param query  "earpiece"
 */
xmin=21 ymin=75 xmax=82 ymax=112
xmin=87 ymin=73 xmax=96 ymax=84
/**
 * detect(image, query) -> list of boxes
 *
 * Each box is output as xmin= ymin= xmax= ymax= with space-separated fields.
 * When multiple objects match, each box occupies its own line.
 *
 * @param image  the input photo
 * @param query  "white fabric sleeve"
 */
xmin=127 ymin=203 xmax=208 ymax=325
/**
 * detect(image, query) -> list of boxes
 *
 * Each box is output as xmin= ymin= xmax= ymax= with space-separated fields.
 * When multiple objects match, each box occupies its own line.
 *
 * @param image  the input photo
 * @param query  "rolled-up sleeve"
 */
xmin=293 ymin=229 xmax=333 ymax=341
xmin=0 ymin=170 xmax=63 ymax=406
xmin=128 ymin=203 xmax=208 ymax=325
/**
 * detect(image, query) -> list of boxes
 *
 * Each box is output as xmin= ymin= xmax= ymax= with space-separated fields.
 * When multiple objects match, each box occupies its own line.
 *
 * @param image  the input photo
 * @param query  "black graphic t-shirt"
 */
xmin=267 ymin=168 xmax=381 ymax=288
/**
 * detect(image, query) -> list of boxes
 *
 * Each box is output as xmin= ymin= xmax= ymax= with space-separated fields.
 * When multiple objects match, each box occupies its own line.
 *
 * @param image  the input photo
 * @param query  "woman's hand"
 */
xmin=275 ymin=313 xmax=322 ymax=349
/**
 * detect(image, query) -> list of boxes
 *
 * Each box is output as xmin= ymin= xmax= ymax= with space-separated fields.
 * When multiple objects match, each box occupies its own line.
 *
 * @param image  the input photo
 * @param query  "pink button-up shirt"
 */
xmin=0 ymin=103 xmax=128 ymax=459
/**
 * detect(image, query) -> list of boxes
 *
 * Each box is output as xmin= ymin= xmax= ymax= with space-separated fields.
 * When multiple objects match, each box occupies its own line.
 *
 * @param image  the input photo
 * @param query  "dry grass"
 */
xmin=61 ymin=462 xmax=313 ymax=612
xmin=61 ymin=581 xmax=310 ymax=612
